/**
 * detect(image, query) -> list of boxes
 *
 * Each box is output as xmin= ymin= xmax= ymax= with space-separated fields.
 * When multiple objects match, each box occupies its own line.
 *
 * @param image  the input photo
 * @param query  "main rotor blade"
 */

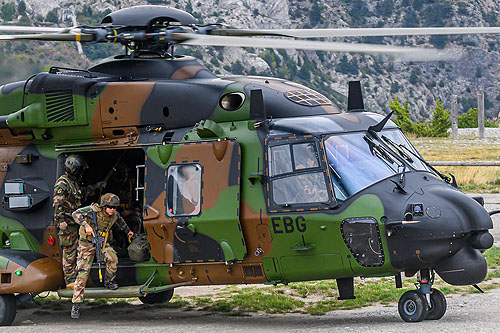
xmin=0 ymin=25 xmax=71 ymax=33
xmin=0 ymin=32 xmax=94 ymax=42
xmin=209 ymin=26 xmax=500 ymax=38
xmin=173 ymin=33 xmax=458 ymax=61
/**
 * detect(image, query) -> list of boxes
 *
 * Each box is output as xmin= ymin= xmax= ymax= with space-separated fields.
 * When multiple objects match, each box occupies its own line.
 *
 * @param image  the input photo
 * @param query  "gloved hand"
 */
xmin=96 ymin=181 xmax=107 ymax=189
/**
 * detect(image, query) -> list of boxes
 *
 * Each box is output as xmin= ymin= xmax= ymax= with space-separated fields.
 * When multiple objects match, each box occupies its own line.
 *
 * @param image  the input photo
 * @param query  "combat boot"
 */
xmin=105 ymin=280 xmax=119 ymax=290
xmin=71 ymin=303 xmax=80 ymax=319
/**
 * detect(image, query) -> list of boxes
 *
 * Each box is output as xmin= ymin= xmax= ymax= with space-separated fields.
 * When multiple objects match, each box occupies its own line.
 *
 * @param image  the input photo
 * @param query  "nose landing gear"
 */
xmin=397 ymin=269 xmax=447 ymax=322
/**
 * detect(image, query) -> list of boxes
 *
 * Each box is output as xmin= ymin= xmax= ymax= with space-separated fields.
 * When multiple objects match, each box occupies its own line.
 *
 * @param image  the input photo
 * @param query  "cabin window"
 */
xmin=267 ymin=140 xmax=330 ymax=207
xmin=166 ymin=164 xmax=202 ymax=216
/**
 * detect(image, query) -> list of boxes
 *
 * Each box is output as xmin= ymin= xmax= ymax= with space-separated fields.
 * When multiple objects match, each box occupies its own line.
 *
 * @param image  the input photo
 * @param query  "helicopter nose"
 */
xmin=426 ymin=187 xmax=494 ymax=285
xmin=434 ymin=244 xmax=487 ymax=285
xmin=386 ymin=182 xmax=494 ymax=285
xmin=422 ymin=185 xmax=493 ymax=234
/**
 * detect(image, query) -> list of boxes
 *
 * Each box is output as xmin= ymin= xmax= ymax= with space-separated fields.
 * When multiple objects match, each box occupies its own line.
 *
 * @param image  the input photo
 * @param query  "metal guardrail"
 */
xmin=428 ymin=161 xmax=500 ymax=166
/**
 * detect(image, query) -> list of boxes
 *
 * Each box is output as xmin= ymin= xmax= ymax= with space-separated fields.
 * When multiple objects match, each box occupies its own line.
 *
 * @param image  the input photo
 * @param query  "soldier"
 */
xmin=106 ymin=162 xmax=142 ymax=253
xmin=70 ymin=193 xmax=134 ymax=319
xmin=53 ymin=154 xmax=106 ymax=289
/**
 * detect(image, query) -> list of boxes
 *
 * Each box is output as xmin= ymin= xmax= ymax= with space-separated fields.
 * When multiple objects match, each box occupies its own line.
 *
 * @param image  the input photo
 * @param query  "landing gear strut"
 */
xmin=398 ymin=269 xmax=447 ymax=322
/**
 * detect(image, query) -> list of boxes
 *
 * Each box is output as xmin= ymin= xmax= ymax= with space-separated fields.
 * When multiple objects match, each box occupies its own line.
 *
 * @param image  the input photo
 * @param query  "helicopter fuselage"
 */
xmin=0 ymin=55 xmax=492 ymax=303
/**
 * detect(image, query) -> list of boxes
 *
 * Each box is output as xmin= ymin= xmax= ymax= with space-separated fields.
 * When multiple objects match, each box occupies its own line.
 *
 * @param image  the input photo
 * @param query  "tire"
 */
xmin=398 ymin=290 xmax=429 ymax=322
xmin=0 ymin=294 xmax=16 ymax=326
xmin=425 ymin=288 xmax=447 ymax=320
xmin=139 ymin=289 xmax=174 ymax=304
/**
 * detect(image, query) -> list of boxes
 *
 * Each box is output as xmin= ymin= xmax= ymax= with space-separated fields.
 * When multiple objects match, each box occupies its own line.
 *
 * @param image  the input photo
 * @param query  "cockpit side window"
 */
xmin=293 ymin=142 xmax=319 ymax=170
xmin=269 ymin=145 xmax=292 ymax=176
xmin=266 ymin=138 xmax=332 ymax=210
xmin=272 ymin=172 xmax=329 ymax=205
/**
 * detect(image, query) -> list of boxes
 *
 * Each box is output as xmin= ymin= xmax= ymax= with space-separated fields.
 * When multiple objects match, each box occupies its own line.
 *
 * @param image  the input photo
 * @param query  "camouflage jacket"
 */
xmin=53 ymin=174 xmax=84 ymax=225
xmin=72 ymin=203 xmax=132 ymax=242
xmin=53 ymin=173 xmax=103 ymax=226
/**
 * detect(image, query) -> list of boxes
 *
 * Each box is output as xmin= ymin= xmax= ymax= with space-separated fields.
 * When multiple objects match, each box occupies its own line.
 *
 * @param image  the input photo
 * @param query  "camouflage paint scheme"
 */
xmin=0 ymin=55 xmax=492 ymax=297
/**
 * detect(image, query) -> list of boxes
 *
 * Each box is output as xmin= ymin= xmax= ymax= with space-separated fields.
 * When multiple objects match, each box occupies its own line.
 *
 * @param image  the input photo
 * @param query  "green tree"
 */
xmin=45 ymin=8 xmax=59 ymax=23
xmin=230 ymin=61 xmax=244 ymax=75
xmin=18 ymin=15 xmax=30 ymax=25
xmin=483 ymin=10 xmax=498 ymax=26
xmin=424 ymin=1 xmax=453 ymax=27
xmin=1 ymin=2 xmax=16 ymax=21
xmin=18 ymin=0 xmax=26 ymax=14
xmin=429 ymin=35 xmax=448 ymax=49
xmin=348 ymin=0 xmax=371 ymax=26
xmin=389 ymin=96 xmax=415 ymax=134
xmin=310 ymin=2 xmax=323 ymax=26
xmin=412 ymin=0 xmax=424 ymax=11
xmin=337 ymin=55 xmax=358 ymax=75
xmin=409 ymin=70 xmax=418 ymax=84
xmin=457 ymin=2 xmax=468 ymax=15
xmin=376 ymin=0 xmax=393 ymax=16
xmin=427 ymin=99 xmax=451 ymax=137
xmin=403 ymin=10 xmax=419 ymax=27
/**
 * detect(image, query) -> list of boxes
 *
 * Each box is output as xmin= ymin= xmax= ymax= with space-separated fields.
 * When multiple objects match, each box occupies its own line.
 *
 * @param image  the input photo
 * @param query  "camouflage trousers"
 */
xmin=72 ymin=240 xmax=118 ymax=304
xmin=57 ymin=223 xmax=79 ymax=284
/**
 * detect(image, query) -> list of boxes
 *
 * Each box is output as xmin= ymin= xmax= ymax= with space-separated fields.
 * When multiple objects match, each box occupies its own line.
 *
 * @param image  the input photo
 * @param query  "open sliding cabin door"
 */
xmin=144 ymin=139 xmax=246 ymax=264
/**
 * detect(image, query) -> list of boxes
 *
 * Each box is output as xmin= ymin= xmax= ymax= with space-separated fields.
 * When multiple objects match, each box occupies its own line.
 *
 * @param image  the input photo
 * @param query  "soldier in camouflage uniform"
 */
xmin=53 ymin=154 xmax=106 ymax=288
xmin=71 ymin=193 xmax=134 ymax=319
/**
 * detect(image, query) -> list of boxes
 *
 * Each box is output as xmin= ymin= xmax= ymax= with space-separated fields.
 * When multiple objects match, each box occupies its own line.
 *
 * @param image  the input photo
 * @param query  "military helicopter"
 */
xmin=0 ymin=5 xmax=498 ymax=326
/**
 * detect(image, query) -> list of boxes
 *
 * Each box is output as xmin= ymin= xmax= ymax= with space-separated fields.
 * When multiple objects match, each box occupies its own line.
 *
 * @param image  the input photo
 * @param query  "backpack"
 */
xmin=127 ymin=233 xmax=150 ymax=262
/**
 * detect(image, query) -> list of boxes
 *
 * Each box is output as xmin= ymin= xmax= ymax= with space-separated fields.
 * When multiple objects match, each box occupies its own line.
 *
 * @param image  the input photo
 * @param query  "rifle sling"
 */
xmin=102 ymin=231 xmax=109 ymax=254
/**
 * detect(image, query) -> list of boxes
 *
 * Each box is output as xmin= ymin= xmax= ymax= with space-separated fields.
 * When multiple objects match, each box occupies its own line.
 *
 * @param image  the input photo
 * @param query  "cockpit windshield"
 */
xmin=324 ymin=129 xmax=430 ymax=200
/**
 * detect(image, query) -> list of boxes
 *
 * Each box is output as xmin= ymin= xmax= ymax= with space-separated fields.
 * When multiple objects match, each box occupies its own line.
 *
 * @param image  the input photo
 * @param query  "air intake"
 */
xmin=46 ymin=90 xmax=75 ymax=123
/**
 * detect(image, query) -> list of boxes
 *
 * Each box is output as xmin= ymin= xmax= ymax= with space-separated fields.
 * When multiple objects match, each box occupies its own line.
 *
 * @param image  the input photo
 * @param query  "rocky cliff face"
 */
xmin=5 ymin=0 xmax=500 ymax=120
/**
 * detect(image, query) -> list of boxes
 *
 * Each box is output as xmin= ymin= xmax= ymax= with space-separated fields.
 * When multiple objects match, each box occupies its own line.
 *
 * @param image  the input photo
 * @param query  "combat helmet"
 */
xmin=100 ymin=193 xmax=120 ymax=207
xmin=64 ymin=155 xmax=88 ymax=180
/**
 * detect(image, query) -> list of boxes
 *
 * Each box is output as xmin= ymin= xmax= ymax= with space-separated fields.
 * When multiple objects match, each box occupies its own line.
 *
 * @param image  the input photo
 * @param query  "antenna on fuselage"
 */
xmin=347 ymin=81 xmax=365 ymax=112
xmin=368 ymin=111 xmax=394 ymax=134
xmin=250 ymin=89 xmax=267 ymax=120
xmin=251 ymin=89 xmax=270 ymax=131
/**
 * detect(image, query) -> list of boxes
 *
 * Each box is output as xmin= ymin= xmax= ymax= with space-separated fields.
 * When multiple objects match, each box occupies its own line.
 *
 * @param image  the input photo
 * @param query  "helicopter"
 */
xmin=0 ymin=4 xmax=498 ymax=326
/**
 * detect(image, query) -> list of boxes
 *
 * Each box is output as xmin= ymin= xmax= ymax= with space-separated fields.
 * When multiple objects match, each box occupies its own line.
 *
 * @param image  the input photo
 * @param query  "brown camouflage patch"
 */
xmin=170 ymin=65 xmax=206 ymax=80
xmin=98 ymin=82 xmax=155 ymax=129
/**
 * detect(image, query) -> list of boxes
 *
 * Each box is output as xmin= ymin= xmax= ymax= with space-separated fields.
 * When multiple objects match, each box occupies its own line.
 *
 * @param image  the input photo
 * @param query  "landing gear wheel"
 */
xmin=0 ymin=294 xmax=16 ymax=326
xmin=398 ymin=290 xmax=429 ymax=322
xmin=425 ymin=288 xmax=447 ymax=320
xmin=139 ymin=289 xmax=174 ymax=304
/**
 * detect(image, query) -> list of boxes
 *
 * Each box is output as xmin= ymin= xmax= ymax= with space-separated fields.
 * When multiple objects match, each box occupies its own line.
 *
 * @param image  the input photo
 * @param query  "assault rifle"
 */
xmin=90 ymin=211 xmax=107 ymax=283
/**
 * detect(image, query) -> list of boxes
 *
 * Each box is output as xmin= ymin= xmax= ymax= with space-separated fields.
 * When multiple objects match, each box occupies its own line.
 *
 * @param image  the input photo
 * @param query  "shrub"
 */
xmin=458 ymin=108 xmax=498 ymax=128
xmin=389 ymin=96 xmax=451 ymax=137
